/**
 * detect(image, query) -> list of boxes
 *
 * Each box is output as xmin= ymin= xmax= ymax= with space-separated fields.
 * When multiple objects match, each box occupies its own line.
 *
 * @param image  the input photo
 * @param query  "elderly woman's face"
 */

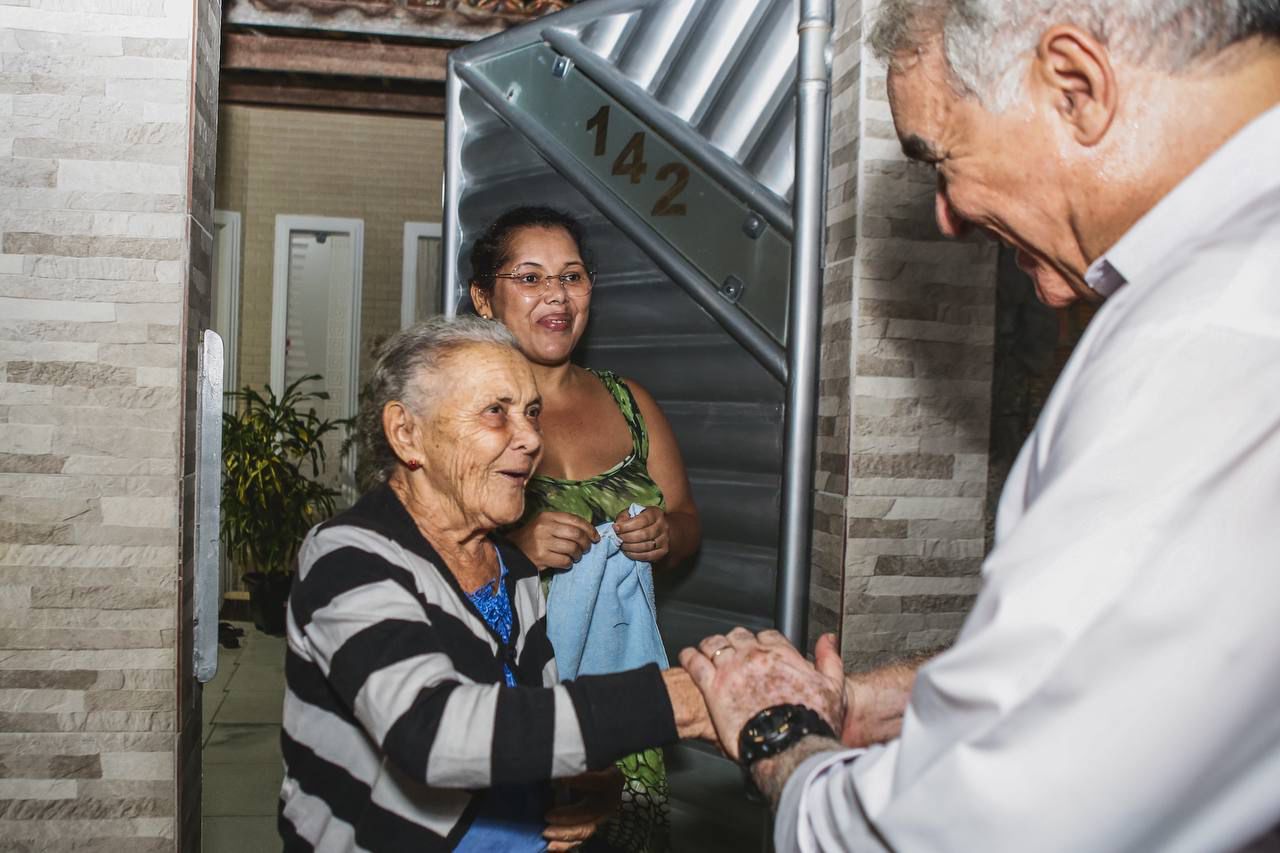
xmin=474 ymin=225 xmax=591 ymax=367
xmin=417 ymin=344 xmax=543 ymax=529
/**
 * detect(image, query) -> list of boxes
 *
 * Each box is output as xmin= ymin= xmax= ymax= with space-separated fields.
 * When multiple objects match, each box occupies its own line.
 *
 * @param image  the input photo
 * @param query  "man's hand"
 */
xmin=816 ymin=633 xmax=926 ymax=748
xmin=678 ymin=627 xmax=846 ymax=761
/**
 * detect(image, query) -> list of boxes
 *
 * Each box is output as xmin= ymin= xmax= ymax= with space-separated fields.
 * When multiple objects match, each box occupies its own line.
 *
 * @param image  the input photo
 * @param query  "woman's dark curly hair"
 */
xmin=468 ymin=206 xmax=593 ymax=304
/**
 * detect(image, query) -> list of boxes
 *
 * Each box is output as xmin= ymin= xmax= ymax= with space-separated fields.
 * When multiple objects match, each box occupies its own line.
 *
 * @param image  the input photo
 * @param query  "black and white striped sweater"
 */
xmin=278 ymin=483 xmax=676 ymax=851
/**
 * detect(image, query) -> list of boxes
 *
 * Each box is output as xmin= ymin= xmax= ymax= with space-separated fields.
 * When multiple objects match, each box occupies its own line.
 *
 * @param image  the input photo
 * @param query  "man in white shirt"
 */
xmin=680 ymin=1 xmax=1280 ymax=850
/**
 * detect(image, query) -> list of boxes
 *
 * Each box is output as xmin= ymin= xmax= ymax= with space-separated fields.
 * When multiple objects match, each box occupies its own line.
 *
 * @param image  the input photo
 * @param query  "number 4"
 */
xmin=612 ymin=132 xmax=647 ymax=184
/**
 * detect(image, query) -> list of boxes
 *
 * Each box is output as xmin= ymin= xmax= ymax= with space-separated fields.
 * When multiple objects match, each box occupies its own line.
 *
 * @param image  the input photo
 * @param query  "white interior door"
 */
xmin=211 ymin=211 xmax=242 ymax=395
xmin=401 ymin=221 xmax=443 ymax=327
xmin=211 ymin=210 xmax=242 ymax=600
xmin=271 ymin=215 xmax=364 ymax=503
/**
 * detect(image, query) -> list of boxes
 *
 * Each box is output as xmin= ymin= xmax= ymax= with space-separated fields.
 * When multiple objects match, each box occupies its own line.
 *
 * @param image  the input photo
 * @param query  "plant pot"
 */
xmin=242 ymin=571 xmax=293 ymax=636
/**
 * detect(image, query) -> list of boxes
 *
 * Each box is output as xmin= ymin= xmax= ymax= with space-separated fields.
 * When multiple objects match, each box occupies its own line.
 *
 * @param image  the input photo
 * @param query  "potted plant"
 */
xmin=220 ymin=374 xmax=346 ymax=635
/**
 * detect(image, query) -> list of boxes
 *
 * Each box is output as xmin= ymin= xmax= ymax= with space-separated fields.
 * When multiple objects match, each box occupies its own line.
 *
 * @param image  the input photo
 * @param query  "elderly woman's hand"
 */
xmin=544 ymin=767 xmax=623 ymax=851
xmin=614 ymin=506 xmax=669 ymax=563
xmin=509 ymin=511 xmax=600 ymax=572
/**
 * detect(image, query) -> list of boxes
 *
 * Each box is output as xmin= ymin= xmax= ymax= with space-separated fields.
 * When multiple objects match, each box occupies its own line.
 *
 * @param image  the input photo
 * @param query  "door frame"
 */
xmin=211 ymin=209 xmax=242 ymax=606
xmin=212 ymin=210 xmax=242 ymax=395
xmin=400 ymin=220 xmax=443 ymax=328
xmin=270 ymin=214 xmax=365 ymax=494
xmin=269 ymin=214 xmax=365 ymax=399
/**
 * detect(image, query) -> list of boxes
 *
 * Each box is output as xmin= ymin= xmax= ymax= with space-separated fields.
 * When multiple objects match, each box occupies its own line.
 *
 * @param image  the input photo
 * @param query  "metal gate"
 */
xmin=443 ymin=1 xmax=830 ymax=846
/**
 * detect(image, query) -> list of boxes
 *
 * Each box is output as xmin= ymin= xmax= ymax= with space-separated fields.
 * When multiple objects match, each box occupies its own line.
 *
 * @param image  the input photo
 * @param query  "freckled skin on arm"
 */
xmin=625 ymin=377 xmax=701 ymax=570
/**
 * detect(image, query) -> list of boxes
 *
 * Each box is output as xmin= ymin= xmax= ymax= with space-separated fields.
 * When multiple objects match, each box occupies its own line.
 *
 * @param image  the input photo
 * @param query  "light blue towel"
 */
xmin=546 ymin=504 xmax=669 ymax=681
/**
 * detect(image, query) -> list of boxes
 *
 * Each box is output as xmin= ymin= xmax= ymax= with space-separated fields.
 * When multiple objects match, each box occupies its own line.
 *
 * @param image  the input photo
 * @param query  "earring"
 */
xmin=406 ymin=459 xmax=421 ymax=471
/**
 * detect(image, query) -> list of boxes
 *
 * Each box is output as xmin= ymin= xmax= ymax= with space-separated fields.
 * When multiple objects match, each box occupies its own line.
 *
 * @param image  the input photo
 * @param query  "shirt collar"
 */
xmin=1085 ymin=103 xmax=1280 ymax=296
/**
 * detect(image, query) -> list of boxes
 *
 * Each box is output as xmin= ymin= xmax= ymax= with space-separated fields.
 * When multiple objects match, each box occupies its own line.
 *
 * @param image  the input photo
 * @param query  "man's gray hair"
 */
xmin=870 ymin=0 xmax=1280 ymax=109
xmin=359 ymin=315 xmax=522 ymax=482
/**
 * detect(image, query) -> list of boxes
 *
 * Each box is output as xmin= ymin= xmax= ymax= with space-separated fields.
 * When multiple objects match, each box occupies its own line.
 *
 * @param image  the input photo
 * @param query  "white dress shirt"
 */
xmin=776 ymin=105 xmax=1280 ymax=852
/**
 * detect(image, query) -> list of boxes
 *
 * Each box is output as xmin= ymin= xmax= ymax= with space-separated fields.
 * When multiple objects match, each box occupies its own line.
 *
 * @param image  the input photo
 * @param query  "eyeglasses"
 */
xmin=491 ymin=269 xmax=594 ymax=296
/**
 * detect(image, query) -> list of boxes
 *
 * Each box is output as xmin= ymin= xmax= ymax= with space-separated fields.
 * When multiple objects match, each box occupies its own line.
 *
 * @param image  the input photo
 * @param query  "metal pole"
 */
xmin=775 ymin=0 xmax=832 ymax=647
xmin=442 ymin=58 xmax=465 ymax=316
xmin=193 ymin=330 xmax=224 ymax=684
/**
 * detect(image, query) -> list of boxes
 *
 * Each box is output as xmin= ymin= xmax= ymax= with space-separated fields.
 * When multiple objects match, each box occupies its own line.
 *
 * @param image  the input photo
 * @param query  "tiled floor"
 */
xmin=202 ymin=621 xmax=285 ymax=853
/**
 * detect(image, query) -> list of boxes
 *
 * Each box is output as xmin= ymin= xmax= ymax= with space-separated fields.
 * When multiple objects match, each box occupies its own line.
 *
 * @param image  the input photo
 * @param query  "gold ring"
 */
xmin=712 ymin=646 xmax=730 ymax=659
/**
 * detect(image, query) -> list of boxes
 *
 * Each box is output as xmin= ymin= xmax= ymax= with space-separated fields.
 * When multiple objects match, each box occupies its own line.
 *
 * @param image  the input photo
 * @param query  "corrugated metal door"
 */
xmin=445 ymin=2 xmax=802 ymax=846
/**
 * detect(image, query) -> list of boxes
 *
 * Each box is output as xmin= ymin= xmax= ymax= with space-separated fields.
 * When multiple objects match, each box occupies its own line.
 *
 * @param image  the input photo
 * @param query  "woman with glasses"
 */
xmin=470 ymin=206 xmax=701 ymax=852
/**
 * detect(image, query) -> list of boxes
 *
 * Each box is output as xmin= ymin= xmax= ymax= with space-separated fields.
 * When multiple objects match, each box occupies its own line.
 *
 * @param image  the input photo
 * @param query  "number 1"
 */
xmin=586 ymin=105 xmax=609 ymax=157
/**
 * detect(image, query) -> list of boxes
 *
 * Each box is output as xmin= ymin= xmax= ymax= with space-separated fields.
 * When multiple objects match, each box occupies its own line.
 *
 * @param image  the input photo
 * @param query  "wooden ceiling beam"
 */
xmin=220 ymin=78 xmax=446 ymax=116
xmin=222 ymin=32 xmax=450 ymax=82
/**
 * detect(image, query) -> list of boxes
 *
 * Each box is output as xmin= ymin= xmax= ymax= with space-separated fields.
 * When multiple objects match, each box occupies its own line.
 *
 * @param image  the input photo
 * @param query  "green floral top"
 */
xmin=522 ymin=369 xmax=665 ymax=527
xmin=521 ymin=368 xmax=672 ymax=852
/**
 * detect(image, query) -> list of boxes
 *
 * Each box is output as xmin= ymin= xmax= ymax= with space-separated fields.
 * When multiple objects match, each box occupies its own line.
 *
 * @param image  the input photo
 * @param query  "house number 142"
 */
xmin=585 ymin=105 xmax=689 ymax=217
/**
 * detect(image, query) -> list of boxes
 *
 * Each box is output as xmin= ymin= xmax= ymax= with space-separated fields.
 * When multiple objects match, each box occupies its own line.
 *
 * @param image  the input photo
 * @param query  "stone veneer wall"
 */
xmin=178 ymin=0 xmax=222 ymax=846
xmin=0 ymin=0 xmax=218 ymax=846
xmin=815 ymin=0 xmax=1000 ymax=669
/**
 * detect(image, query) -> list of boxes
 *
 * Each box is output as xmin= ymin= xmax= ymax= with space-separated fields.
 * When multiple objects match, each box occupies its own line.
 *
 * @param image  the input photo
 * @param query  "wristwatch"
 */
xmin=737 ymin=703 xmax=837 ymax=768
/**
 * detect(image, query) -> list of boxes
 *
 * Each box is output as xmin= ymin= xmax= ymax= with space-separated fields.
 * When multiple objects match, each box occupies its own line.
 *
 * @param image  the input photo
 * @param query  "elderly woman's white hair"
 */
xmin=359 ymin=315 xmax=522 ymax=481
xmin=871 ymin=0 xmax=1280 ymax=110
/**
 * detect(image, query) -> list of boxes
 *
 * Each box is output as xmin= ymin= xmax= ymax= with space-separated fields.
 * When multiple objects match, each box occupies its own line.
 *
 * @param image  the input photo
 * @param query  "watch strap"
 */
xmin=737 ymin=703 xmax=836 ymax=768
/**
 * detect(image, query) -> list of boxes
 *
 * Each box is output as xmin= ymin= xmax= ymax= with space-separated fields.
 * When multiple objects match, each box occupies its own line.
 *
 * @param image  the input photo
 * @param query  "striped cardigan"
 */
xmin=278 ymin=483 xmax=676 ymax=851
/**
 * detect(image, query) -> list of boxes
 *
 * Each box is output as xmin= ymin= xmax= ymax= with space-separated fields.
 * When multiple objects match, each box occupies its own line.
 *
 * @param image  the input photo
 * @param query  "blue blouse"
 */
xmin=468 ymin=552 xmax=517 ymax=686
xmin=454 ymin=548 xmax=550 ymax=852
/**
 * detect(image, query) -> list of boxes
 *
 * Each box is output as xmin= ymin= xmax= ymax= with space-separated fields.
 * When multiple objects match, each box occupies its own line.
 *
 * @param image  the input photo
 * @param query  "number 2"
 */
xmin=584 ymin=105 xmax=688 ymax=216
xmin=652 ymin=163 xmax=688 ymax=216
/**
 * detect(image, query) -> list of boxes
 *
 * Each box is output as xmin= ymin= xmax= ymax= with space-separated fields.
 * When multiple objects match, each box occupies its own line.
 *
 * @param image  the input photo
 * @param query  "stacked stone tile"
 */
xmin=814 ymin=0 xmax=999 ymax=669
xmin=0 ymin=0 xmax=219 ymax=846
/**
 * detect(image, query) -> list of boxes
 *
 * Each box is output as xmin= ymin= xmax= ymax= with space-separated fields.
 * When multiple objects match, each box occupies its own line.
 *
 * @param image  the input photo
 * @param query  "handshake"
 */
xmin=549 ymin=628 xmax=923 ymax=849
xmin=660 ymin=628 xmax=920 ymax=801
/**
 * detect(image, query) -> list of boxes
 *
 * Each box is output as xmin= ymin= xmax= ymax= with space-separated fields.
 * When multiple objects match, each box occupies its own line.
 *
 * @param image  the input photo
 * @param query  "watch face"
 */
xmin=740 ymin=704 xmax=835 ymax=768
xmin=746 ymin=706 xmax=786 ymax=739
xmin=741 ymin=705 xmax=804 ymax=763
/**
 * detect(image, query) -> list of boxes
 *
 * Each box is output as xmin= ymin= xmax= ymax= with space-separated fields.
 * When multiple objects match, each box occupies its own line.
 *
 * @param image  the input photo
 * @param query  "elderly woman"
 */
xmin=278 ymin=317 xmax=708 ymax=852
xmin=470 ymin=206 xmax=700 ymax=852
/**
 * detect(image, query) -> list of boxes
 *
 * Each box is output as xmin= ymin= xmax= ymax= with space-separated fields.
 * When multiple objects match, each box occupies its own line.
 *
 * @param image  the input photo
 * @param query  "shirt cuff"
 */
xmin=563 ymin=663 xmax=676 ymax=768
xmin=774 ymin=747 xmax=864 ymax=853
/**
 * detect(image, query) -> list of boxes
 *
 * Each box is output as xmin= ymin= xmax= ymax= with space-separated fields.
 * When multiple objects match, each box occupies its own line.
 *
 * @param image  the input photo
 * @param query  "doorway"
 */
xmin=211 ymin=210 xmax=243 ymax=608
xmin=270 ymin=215 xmax=365 ymax=501
xmin=401 ymin=221 xmax=443 ymax=327
xmin=212 ymin=210 xmax=243 ymax=397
